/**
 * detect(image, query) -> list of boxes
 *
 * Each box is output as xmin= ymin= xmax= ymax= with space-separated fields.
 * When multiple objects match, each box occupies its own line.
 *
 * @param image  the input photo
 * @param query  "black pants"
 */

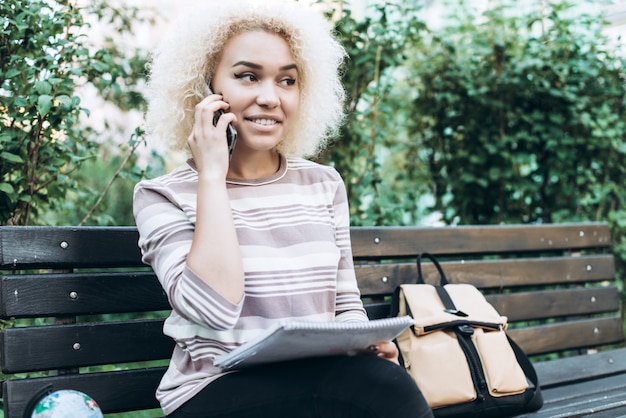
xmin=167 ymin=355 xmax=433 ymax=418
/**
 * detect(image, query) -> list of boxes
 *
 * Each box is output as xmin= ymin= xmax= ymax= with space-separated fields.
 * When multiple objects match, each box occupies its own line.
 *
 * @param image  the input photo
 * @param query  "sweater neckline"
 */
xmin=186 ymin=155 xmax=288 ymax=186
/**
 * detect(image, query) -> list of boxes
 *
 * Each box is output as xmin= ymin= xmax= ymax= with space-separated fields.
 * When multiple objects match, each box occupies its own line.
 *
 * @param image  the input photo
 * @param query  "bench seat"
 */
xmin=1 ymin=222 xmax=624 ymax=417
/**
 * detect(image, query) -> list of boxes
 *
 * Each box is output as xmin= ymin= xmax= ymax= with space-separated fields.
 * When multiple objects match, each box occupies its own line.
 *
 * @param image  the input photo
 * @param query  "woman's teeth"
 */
xmin=252 ymin=119 xmax=277 ymax=126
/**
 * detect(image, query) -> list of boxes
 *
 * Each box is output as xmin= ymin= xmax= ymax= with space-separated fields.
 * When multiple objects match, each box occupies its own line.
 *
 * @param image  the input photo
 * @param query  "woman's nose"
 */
xmin=256 ymin=82 xmax=280 ymax=108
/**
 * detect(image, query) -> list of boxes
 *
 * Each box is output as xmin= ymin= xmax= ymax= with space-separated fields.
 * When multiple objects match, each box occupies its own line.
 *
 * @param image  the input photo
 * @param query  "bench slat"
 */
xmin=518 ymin=372 xmax=626 ymax=417
xmin=510 ymin=316 xmax=625 ymax=355
xmin=362 ymin=287 xmax=620 ymax=323
xmin=0 ymin=226 xmax=143 ymax=269
xmin=5 ymin=300 xmax=615 ymax=374
xmin=534 ymin=347 xmax=626 ymax=388
xmin=354 ymin=255 xmax=615 ymax=294
xmin=4 ymin=268 xmax=615 ymax=322
xmin=364 ymin=303 xmax=391 ymax=320
xmin=2 ymin=367 xmax=165 ymax=418
xmin=487 ymin=287 xmax=620 ymax=322
xmin=1 ymin=320 xmax=173 ymax=374
xmin=1 ymin=223 xmax=612 ymax=268
xmin=0 ymin=272 xmax=169 ymax=318
xmin=350 ymin=223 xmax=612 ymax=258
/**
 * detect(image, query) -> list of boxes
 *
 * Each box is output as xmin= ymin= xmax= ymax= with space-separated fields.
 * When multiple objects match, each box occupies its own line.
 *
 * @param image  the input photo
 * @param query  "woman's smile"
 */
xmin=211 ymin=30 xmax=300 ymax=158
xmin=250 ymin=118 xmax=278 ymax=126
xmin=246 ymin=115 xmax=281 ymax=129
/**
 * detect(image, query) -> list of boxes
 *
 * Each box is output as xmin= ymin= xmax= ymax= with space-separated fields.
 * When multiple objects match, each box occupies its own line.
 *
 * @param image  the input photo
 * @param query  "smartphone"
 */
xmin=207 ymin=85 xmax=237 ymax=160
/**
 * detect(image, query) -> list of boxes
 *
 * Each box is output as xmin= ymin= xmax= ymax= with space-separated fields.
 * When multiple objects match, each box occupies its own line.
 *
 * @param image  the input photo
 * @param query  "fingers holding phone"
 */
xmin=212 ymin=107 xmax=238 ymax=162
xmin=207 ymin=85 xmax=237 ymax=160
xmin=188 ymin=90 xmax=237 ymax=177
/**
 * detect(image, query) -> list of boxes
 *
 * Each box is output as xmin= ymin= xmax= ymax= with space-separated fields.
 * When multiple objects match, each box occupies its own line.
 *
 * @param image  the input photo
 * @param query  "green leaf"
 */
xmin=48 ymin=77 xmax=64 ymax=86
xmin=56 ymin=95 xmax=72 ymax=108
xmin=35 ymin=80 xmax=52 ymax=95
xmin=37 ymin=95 xmax=53 ymax=116
xmin=4 ymin=69 xmax=20 ymax=79
xmin=1 ymin=152 xmax=24 ymax=163
xmin=14 ymin=97 xmax=28 ymax=107
xmin=0 ymin=183 xmax=16 ymax=195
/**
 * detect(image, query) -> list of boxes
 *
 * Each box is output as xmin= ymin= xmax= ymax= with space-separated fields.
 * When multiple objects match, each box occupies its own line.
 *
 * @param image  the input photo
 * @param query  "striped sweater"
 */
xmin=133 ymin=156 xmax=367 ymax=414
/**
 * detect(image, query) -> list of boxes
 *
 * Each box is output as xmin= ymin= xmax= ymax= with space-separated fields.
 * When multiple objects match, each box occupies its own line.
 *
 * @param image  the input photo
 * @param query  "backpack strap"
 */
xmin=417 ymin=252 xmax=449 ymax=285
xmin=508 ymin=334 xmax=544 ymax=412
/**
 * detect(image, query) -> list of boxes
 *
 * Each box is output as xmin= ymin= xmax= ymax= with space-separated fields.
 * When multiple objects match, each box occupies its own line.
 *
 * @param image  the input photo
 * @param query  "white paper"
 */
xmin=214 ymin=316 xmax=414 ymax=370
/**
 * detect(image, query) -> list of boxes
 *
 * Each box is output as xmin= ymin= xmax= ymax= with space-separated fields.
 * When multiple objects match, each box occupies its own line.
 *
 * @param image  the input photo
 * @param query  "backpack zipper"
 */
xmin=424 ymin=320 xmax=502 ymax=333
xmin=455 ymin=324 xmax=488 ymax=403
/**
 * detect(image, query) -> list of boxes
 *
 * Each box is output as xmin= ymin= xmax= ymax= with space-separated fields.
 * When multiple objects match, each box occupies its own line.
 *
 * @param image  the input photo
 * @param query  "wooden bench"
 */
xmin=1 ymin=222 xmax=625 ymax=417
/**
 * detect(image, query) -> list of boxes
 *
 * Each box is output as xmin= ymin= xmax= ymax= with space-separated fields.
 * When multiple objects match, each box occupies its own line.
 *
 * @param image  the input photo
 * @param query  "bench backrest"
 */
xmin=0 ymin=223 xmax=621 ymax=417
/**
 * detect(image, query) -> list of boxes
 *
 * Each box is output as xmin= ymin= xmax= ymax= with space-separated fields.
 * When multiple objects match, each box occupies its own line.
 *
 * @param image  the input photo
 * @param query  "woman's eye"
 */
xmin=282 ymin=78 xmax=296 ymax=86
xmin=235 ymin=73 xmax=257 ymax=82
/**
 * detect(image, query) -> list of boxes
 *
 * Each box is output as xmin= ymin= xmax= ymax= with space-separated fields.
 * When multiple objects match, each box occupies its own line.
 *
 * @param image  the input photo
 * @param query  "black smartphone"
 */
xmin=207 ymin=85 xmax=237 ymax=160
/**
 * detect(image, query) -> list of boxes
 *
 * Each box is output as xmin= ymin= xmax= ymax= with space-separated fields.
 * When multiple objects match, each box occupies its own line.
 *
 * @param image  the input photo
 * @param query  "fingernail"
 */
xmin=369 ymin=345 xmax=379 ymax=353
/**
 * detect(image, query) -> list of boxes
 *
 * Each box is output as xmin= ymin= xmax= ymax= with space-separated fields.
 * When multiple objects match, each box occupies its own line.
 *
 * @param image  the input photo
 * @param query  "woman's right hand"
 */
xmin=187 ymin=93 xmax=237 ymax=179
xmin=186 ymin=92 xmax=245 ymax=305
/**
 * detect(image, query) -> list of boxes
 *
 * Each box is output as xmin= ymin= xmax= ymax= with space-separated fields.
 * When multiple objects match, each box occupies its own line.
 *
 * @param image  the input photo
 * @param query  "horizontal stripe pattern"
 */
xmin=133 ymin=156 xmax=367 ymax=415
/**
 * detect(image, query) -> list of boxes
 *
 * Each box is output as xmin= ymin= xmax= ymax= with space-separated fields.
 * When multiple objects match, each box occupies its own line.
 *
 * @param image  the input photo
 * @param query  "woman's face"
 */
xmin=212 ymin=30 xmax=300 ymax=155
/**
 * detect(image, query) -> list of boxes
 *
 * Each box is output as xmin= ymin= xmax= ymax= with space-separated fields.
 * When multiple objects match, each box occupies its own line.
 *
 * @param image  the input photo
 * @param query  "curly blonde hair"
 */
xmin=146 ymin=0 xmax=346 ymax=158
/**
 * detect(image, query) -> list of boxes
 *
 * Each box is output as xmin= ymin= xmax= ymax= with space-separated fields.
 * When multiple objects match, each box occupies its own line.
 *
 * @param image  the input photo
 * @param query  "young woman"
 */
xmin=133 ymin=1 xmax=433 ymax=417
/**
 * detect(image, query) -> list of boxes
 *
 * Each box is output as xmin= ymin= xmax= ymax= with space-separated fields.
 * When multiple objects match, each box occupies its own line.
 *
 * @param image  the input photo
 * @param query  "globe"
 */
xmin=30 ymin=390 xmax=103 ymax=418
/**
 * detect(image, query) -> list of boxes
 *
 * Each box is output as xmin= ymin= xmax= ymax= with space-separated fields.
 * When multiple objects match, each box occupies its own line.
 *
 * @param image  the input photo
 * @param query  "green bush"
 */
xmin=404 ymin=0 xmax=626 ymax=305
xmin=322 ymin=0 xmax=626 ymax=306
xmin=408 ymin=0 xmax=626 ymax=228
xmin=318 ymin=1 xmax=431 ymax=226
xmin=0 ymin=0 xmax=151 ymax=226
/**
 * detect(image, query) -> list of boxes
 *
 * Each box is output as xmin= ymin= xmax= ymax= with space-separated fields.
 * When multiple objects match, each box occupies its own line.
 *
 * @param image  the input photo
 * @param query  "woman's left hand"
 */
xmin=369 ymin=341 xmax=400 ymax=365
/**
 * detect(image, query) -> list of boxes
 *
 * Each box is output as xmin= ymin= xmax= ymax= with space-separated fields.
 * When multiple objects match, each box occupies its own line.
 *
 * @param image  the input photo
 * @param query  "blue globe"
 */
xmin=30 ymin=390 xmax=103 ymax=418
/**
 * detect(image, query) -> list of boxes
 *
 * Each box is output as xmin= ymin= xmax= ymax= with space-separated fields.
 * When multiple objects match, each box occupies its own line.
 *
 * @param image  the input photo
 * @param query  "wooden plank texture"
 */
xmin=354 ymin=255 xmax=615 ymax=294
xmin=533 ymin=347 xmax=626 ymax=388
xmin=0 ymin=226 xmax=143 ymax=269
xmin=2 ymin=367 xmax=165 ymax=418
xmin=350 ymin=223 xmax=612 ymax=258
xmin=487 ymin=287 xmax=620 ymax=322
xmin=363 ymin=302 xmax=391 ymax=320
xmin=1 ymin=320 xmax=173 ymax=374
xmin=363 ymin=287 xmax=620 ymax=323
xmin=509 ymin=316 xmax=625 ymax=355
xmin=0 ymin=272 xmax=169 ymax=318
xmin=1 ymin=224 xmax=613 ymax=268
xmin=518 ymin=372 xmax=626 ymax=417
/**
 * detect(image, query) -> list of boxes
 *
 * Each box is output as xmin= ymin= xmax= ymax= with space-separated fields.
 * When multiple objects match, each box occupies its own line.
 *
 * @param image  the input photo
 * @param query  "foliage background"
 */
xmin=322 ymin=0 xmax=626 ymax=303
xmin=2 ymin=0 xmax=626 ymax=416
xmin=3 ymin=0 xmax=624 ymax=235
xmin=0 ymin=0 xmax=155 ymax=227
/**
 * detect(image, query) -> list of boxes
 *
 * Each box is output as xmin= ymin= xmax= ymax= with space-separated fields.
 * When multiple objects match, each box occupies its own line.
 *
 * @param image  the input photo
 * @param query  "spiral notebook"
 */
xmin=214 ymin=315 xmax=414 ymax=370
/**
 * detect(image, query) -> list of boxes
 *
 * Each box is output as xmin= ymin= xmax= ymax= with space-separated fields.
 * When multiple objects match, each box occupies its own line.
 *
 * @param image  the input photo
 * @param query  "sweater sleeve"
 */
xmin=331 ymin=172 xmax=369 ymax=322
xmin=133 ymin=179 xmax=243 ymax=330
